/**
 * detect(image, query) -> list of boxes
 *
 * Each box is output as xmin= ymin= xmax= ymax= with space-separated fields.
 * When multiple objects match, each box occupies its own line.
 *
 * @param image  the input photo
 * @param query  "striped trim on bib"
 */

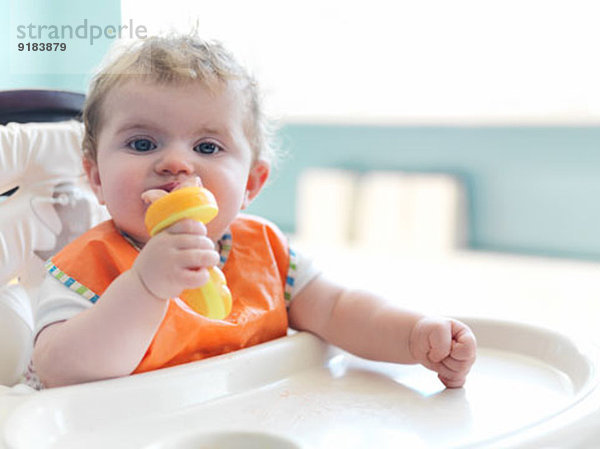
xmin=45 ymin=259 xmax=100 ymax=303
xmin=284 ymin=247 xmax=298 ymax=305
xmin=218 ymin=231 xmax=232 ymax=267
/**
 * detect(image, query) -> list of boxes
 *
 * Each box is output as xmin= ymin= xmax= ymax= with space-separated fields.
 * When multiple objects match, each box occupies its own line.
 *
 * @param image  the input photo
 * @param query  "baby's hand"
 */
xmin=132 ymin=219 xmax=220 ymax=300
xmin=409 ymin=317 xmax=476 ymax=388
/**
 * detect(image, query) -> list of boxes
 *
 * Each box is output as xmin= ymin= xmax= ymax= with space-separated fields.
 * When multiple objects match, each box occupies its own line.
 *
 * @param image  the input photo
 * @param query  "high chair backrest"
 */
xmin=0 ymin=89 xmax=85 ymax=125
xmin=0 ymin=90 xmax=109 ymax=385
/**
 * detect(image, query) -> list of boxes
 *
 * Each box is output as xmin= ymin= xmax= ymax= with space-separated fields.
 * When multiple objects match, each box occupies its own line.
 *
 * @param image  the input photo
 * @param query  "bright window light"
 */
xmin=122 ymin=0 xmax=600 ymax=124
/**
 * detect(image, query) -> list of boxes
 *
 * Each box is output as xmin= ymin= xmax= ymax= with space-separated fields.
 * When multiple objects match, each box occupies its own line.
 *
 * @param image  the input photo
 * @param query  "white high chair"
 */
xmin=2 ymin=92 xmax=600 ymax=448
xmin=0 ymin=90 xmax=108 ymax=386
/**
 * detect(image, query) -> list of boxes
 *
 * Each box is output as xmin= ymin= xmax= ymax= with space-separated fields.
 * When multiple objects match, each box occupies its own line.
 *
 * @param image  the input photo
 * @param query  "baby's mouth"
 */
xmin=159 ymin=181 xmax=180 ymax=193
xmin=161 ymin=176 xmax=202 ymax=192
xmin=141 ymin=183 xmax=174 ymax=205
xmin=141 ymin=176 xmax=202 ymax=204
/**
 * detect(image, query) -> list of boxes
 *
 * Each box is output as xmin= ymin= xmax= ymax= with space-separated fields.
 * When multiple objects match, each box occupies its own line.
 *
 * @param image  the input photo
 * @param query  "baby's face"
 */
xmin=85 ymin=79 xmax=269 ymax=244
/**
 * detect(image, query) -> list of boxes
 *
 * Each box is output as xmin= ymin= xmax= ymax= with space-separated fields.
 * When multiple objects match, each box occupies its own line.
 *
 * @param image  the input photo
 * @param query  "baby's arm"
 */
xmin=33 ymin=220 xmax=219 ymax=387
xmin=288 ymin=275 xmax=476 ymax=388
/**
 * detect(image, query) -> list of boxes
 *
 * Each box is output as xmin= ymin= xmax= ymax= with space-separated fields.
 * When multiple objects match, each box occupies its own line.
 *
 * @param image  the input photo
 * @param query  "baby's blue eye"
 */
xmin=128 ymin=139 xmax=156 ymax=152
xmin=194 ymin=142 xmax=221 ymax=155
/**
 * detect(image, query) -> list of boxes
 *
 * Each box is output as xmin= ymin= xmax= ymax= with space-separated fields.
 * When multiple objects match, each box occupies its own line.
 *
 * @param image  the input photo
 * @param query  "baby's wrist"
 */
xmin=131 ymin=266 xmax=167 ymax=301
xmin=407 ymin=315 xmax=429 ymax=361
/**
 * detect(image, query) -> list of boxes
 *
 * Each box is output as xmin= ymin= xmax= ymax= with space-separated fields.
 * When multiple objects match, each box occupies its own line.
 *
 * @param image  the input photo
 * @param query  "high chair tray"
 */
xmin=2 ymin=318 xmax=600 ymax=449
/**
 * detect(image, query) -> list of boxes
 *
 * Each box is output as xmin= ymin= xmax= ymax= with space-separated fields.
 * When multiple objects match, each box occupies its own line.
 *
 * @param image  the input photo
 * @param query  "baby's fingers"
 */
xmin=452 ymin=338 xmax=477 ymax=363
xmin=440 ymin=354 xmax=469 ymax=374
xmin=179 ymin=249 xmax=220 ymax=270
xmin=439 ymin=359 xmax=472 ymax=388
xmin=451 ymin=322 xmax=477 ymax=362
xmin=439 ymin=373 xmax=467 ymax=389
xmin=174 ymin=234 xmax=215 ymax=251
xmin=165 ymin=219 xmax=207 ymax=235
xmin=178 ymin=266 xmax=211 ymax=290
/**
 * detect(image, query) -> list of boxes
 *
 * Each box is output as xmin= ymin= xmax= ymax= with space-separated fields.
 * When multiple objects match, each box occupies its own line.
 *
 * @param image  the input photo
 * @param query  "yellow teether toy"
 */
xmin=144 ymin=185 xmax=232 ymax=320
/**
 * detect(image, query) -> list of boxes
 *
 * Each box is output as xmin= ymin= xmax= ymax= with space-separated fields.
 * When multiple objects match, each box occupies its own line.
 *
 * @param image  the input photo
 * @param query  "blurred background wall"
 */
xmin=250 ymin=124 xmax=600 ymax=260
xmin=2 ymin=0 xmax=600 ymax=260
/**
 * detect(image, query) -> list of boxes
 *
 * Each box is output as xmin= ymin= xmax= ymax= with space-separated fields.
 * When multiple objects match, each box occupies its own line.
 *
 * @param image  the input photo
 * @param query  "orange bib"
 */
xmin=49 ymin=214 xmax=289 ymax=373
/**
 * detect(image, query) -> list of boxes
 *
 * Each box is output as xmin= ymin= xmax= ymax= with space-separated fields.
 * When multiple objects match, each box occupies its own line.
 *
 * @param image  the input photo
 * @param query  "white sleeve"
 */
xmin=285 ymin=246 xmax=321 ymax=305
xmin=34 ymin=274 xmax=92 ymax=339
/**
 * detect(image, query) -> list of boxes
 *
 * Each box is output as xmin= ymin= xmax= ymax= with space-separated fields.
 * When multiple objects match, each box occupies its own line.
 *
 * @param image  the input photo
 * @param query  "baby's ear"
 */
xmin=242 ymin=159 xmax=270 ymax=209
xmin=82 ymin=157 xmax=105 ymax=205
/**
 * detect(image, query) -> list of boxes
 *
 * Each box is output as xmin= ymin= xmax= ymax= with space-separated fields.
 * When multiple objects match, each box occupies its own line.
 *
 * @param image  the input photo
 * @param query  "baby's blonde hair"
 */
xmin=82 ymin=33 xmax=274 ymax=164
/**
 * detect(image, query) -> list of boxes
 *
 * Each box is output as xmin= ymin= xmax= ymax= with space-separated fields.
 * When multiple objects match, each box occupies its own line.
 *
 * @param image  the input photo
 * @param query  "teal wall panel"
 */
xmin=248 ymin=125 xmax=600 ymax=261
xmin=1 ymin=0 xmax=121 ymax=92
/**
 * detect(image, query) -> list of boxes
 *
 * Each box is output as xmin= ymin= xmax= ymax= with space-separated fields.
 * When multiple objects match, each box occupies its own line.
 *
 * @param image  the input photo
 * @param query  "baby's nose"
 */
xmin=155 ymin=146 xmax=194 ymax=175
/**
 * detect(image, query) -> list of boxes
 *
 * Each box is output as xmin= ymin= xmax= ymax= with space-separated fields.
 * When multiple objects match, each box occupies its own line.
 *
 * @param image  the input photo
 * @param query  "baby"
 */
xmin=31 ymin=34 xmax=476 ymax=389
